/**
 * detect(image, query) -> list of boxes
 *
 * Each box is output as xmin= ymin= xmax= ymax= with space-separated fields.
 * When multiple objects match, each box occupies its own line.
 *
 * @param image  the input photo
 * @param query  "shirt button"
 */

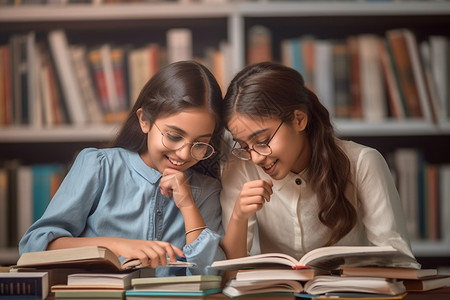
xmin=295 ymin=178 xmax=302 ymax=185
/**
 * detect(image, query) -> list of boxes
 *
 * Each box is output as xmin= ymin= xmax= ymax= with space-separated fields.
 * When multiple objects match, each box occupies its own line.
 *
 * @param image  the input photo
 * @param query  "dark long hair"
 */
xmin=223 ymin=62 xmax=356 ymax=246
xmin=111 ymin=60 xmax=224 ymax=179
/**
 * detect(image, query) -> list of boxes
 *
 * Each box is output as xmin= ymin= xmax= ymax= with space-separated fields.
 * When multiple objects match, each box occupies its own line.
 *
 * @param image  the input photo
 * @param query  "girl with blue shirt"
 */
xmin=19 ymin=60 xmax=226 ymax=276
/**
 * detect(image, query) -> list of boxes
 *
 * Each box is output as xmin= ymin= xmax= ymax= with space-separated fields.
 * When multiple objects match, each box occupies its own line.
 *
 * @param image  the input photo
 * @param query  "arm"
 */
xmin=159 ymin=168 xmax=227 ymax=275
xmin=220 ymin=156 xmax=273 ymax=259
xmin=48 ymin=236 xmax=184 ymax=268
xmin=221 ymin=180 xmax=273 ymax=259
xmin=159 ymin=168 xmax=207 ymax=244
xmin=20 ymin=148 xmax=184 ymax=268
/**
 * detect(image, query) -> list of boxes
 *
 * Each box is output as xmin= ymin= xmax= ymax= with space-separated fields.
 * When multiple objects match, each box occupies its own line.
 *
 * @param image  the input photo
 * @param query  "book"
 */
xmin=125 ymin=289 xmax=222 ymax=298
xmin=340 ymin=266 xmax=437 ymax=279
xmin=304 ymin=275 xmax=406 ymax=296
xmin=15 ymin=245 xmax=195 ymax=272
xmin=358 ymin=34 xmax=387 ymax=122
xmin=247 ymin=25 xmax=272 ymax=64
xmin=332 ymin=40 xmax=351 ymax=119
xmin=439 ymin=164 xmax=450 ymax=243
xmin=69 ymin=44 xmax=103 ymax=124
xmin=297 ymin=292 xmax=408 ymax=300
xmin=67 ymin=269 xmax=141 ymax=289
xmin=402 ymin=274 xmax=450 ymax=292
xmin=31 ymin=163 xmax=65 ymax=222
xmin=167 ymin=28 xmax=192 ymax=63
xmin=0 ymin=271 xmax=48 ymax=299
xmin=379 ymin=38 xmax=406 ymax=120
xmin=131 ymin=275 xmax=222 ymax=292
xmin=211 ymin=245 xmax=414 ymax=271
xmin=47 ymin=29 xmax=88 ymax=125
xmin=222 ymin=278 xmax=302 ymax=298
xmin=16 ymin=165 xmax=33 ymax=242
xmin=386 ymin=28 xmax=432 ymax=121
xmin=51 ymin=286 xmax=125 ymax=299
xmin=127 ymin=294 xmax=295 ymax=300
xmin=235 ymin=268 xmax=315 ymax=282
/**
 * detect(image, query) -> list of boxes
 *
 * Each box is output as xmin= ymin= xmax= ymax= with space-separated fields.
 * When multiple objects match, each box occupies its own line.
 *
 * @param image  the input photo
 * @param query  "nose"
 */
xmin=176 ymin=143 xmax=192 ymax=160
xmin=250 ymin=150 xmax=266 ymax=165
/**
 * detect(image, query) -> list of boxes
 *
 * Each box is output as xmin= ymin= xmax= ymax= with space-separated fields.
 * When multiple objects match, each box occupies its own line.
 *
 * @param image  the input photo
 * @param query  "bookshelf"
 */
xmin=1 ymin=1 xmax=450 ymax=267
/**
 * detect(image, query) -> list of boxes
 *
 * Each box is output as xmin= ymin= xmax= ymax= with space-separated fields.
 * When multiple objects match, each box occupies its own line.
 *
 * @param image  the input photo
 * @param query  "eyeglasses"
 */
xmin=154 ymin=123 xmax=215 ymax=160
xmin=231 ymin=121 xmax=283 ymax=161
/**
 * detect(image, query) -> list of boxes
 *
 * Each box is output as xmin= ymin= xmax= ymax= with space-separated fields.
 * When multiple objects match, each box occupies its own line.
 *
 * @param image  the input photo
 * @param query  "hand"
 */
xmin=160 ymin=168 xmax=195 ymax=208
xmin=233 ymin=179 xmax=273 ymax=221
xmin=112 ymin=238 xmax=185 ymax=268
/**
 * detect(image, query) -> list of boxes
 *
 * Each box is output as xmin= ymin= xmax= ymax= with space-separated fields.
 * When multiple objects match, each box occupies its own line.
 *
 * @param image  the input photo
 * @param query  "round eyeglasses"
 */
xmin=154 ymin=123 xmax=215 ymax=160
xmin=231 ymin=121 xmax=283 ymax=161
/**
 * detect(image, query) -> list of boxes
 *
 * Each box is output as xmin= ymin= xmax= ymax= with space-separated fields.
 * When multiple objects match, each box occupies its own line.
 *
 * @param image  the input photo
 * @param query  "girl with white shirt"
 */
xmin=19 ymin=61 xmax=226 ymax=276
xmin=220 ymin=62 xmax=419 ymax=268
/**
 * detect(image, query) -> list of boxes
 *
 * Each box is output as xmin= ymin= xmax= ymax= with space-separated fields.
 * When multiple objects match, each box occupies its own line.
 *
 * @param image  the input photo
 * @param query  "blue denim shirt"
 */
xmin=19 ymin=147 xmax=225 ymax=276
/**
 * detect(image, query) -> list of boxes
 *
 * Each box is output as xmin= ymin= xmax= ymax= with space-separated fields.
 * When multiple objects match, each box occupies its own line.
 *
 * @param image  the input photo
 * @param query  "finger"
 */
xmin=158 ymin=243 xmax=180 ymax=262
xmin=134 ymin=251 xmax=151 ymax=267
xmin=159 ymin=185 xmax=173 ymax=198
xmin=245 ymin=185 xmax=272 ymax=203
xmin=241 ymin=196 xmax=266 ymax=212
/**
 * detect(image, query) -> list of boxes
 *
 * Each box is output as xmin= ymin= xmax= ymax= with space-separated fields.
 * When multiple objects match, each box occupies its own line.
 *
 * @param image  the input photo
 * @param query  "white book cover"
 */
xmin=167 ymin=28 xmax=192 ymax=63
xmin=16 ymin=165 xmax=33 ymax=241
xmin=394 ymin=148 xmax=420 ymax=240
xmin=100 ymin=44 xmax=120 ymax=112
xmin=48 ymin=30 xmax=88 ymax=125
xmin=358 ymin=34 xmax=387 ymax=122
xmin=128 ymin=46 xmax=150 ymax=106
xmin=314 ymin=39 xmax=334 ymax=114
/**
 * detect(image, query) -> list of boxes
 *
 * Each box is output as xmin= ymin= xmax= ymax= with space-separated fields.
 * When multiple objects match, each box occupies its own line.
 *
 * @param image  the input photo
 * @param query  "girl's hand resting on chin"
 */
xmin=159 ymin=168 xmax=195 ymax=208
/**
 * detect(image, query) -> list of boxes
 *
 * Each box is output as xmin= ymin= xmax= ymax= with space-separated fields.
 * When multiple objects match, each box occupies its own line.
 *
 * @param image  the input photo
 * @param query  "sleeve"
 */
xmin=18 ymin=148 xmax=106 ymax=254
xmin=183 ymin=175 xmax=226 ymax=275
xmin=220 ymin=155 xmax=258 ymax=255
xmin=355 ymin=147 xmax=420 ymax=268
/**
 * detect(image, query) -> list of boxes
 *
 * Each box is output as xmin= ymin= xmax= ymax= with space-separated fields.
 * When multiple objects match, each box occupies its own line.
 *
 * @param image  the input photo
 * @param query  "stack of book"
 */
xmin=51 ymin=270 xmax=142 ymax=299
xmin=211 ymin=245 xmax=450 ymax=299
xmin=125 ymin=275 xmax=222 ymax=299
xmin=10 ymin=246 xmax=199 ymax=299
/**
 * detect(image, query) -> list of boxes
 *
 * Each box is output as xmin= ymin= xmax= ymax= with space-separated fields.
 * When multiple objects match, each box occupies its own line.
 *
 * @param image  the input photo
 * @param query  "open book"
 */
xmin=15 ymin=246 xmax=195 ymax=272
xmin=211 ymin=245 xmax=416 ymax=271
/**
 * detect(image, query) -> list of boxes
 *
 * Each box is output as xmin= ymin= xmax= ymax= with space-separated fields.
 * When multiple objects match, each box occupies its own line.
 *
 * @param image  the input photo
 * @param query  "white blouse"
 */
xmin=220 ymin=140 xmax=420 ymax=268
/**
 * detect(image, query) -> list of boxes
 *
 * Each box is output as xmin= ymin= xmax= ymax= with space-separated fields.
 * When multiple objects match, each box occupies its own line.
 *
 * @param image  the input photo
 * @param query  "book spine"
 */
xmin=47 ymin=30 xmax=88 ymax=125
xmin=0 ymin=278 xmax=44 ymax=297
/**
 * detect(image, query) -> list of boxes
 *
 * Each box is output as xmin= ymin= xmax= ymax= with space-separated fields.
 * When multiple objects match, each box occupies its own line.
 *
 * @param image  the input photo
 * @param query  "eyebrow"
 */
xmin=234 ymin=128 xmax=269 ymax=144
xmin=248 ymin=128 xmax=269 ymax=140
xmin=164 ymin=124 xmax=213 ymax=138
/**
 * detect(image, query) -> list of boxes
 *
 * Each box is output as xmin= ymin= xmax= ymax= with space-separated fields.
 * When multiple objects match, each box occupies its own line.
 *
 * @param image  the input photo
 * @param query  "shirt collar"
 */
xmin=129 ymin=150 xmax=162 ymax=184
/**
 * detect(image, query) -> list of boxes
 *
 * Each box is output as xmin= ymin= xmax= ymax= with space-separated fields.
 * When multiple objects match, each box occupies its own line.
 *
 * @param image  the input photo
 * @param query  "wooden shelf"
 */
xmin=0 ymin=125 xmax=121 ymax=143
xmin=0 ymin=3 xmax=233 ymax=22
xmin=236 ymin=1 xmax=450 ymax=17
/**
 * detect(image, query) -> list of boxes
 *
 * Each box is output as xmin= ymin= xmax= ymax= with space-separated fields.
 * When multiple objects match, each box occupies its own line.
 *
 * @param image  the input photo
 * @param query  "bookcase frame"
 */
xmin=1 ymin=1 xmax=449 ymax=267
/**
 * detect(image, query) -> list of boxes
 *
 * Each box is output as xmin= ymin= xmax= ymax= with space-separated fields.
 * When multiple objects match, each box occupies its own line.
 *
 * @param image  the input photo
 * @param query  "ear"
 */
xmin=136 ymin=108 xmax=151 ymax=133
xmin=293 ymin=109 xmax=308 ymax=132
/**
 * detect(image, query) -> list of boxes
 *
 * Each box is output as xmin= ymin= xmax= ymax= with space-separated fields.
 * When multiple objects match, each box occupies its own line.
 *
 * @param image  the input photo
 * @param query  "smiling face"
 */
xmin=137 ymin=108 xmax=216 ymax=173
xmin=228 ymin=111 xmax=311 ymax=179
